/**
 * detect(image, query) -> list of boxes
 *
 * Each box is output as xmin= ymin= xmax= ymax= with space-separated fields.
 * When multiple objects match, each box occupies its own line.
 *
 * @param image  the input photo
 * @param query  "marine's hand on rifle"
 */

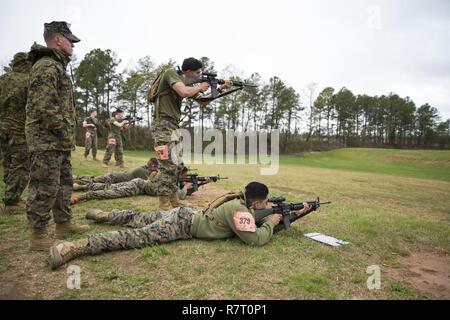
xmin=200 ymin=82 xmax=210 ymax=92
xmin=184 ymin=182 xmax=193 ymax=190
xmin=267 ymin=214 xmax=282 ymax=225
xmin=219 ymin=80 xmax=233 ymax=90
xmin=294 ymin=202 xmax=311 ymax=216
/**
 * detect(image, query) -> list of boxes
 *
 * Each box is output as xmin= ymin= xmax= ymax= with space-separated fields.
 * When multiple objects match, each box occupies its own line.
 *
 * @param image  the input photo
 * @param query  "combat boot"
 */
xmin=169 ymin=192 xmax=182 ymax=208
xmin=93 ymin=157 xmax=100 ymax=162
xmin=101 ymin=163 xmax=109 ymax=168
xmin=85 ymin=209 xmax=109 ymax=223
xmin=50 ymin=238 xmax=91 ymax=270
xmin=73 ymin=183 xmax=88 ymax=191
xmin=158 ymin=196 xmax=171 ymax=211
xmin=30 ymin=228 xmax=54 ymax=251
xmin=55 ymin=221 xmax=89 ymax=239
xmin=70 ymin=196 xmax=80 ymax=206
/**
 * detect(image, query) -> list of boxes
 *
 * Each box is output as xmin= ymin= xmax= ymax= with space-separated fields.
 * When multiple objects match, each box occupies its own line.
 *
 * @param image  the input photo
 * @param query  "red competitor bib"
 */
xmin=233 ymin=210 xmax=256 ymax=233
xmin=154 ymin=145 xmax=169 ymax=160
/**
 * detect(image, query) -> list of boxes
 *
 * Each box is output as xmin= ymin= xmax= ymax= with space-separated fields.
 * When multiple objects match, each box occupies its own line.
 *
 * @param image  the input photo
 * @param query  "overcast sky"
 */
xmin=1 ymin=0 xmax=449 ymax=120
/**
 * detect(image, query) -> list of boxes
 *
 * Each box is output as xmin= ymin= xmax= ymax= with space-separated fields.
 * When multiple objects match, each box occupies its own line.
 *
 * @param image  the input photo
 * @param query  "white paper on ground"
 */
xmin=304 ymin=233 xmax=349 ymax=247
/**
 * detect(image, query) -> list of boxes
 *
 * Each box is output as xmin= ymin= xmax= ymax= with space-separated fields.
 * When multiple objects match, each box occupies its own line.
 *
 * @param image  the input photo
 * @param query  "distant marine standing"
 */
xmin=102 ymin=109 xmax=130 ymax=168
xmin=82 ymin=108 xmax=99 ymax=161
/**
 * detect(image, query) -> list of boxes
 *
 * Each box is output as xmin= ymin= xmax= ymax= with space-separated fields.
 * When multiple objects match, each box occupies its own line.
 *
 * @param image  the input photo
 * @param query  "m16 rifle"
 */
xmin=184 ymin=71 xmax=257 ymax=101
xmin=123 ymin=116 xmax=144 ymax=125
xmin=178 ymin=173 xmax=228 ymax=195
xmin=255 ymin=196 xmax=331 ymax=230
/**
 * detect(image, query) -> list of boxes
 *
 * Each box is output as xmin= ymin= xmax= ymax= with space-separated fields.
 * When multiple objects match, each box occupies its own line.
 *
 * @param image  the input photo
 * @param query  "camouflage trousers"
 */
xmin=150 ymin=119 xmax=182 ymax=196
xmin=103 ymin=135 xmax=123 ymax=166
xmin=0 ymin=137 xmax=30 ymax=205
xmin=74 ymin=172 xmax=126 ymax=186
xmin=89 ymin=206 xmax=195 ymax=254
xmin=78 ymin=178 xmax=156 ymax=202
xmin=84 ymin=132 xmax=97 ymax=158
xmin=27 ymin=151 xmax=73 ymax=228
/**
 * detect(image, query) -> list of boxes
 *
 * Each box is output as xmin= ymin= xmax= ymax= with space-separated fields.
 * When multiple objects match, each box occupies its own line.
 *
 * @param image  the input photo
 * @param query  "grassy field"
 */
xmin=0 ymin=147 xmax=449 ymax=300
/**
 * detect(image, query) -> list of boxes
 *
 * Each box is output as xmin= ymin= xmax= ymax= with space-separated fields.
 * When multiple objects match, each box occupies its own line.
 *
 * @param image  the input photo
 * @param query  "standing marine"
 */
xmin=82 ymin=108 xmax=99 ymax=161
xmin=25 ymin=21 xmax=88 ymax=251
xmin=0 ymin=52 xmax=31 ymax=214
xmin=149 ymin=57 xmax=232 ymax=210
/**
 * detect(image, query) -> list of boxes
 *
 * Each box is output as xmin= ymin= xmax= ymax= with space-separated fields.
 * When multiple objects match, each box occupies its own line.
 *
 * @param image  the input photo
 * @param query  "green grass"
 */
xmin=281 ymin=148 xmax=450 ymax=182
xmin=0 ymin=147 xmax=449 ymax=300
xmin=125 ymin=148 xmax=450 ymax=182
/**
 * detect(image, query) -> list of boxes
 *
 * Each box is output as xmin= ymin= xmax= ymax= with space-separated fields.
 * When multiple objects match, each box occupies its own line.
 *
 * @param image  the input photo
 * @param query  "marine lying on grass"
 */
xmin=49 ymin=181 xmax=324 ymax=270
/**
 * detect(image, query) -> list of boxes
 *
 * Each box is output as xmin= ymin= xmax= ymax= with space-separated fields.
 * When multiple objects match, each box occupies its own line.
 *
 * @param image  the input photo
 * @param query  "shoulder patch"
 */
xmin=233 ymin=210 xmax=256 ymax=233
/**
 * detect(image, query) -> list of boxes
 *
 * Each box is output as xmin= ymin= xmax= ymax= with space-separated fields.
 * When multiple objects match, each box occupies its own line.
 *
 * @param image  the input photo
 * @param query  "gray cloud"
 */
xmin=1 ymin=0 xmax=449 ymax=119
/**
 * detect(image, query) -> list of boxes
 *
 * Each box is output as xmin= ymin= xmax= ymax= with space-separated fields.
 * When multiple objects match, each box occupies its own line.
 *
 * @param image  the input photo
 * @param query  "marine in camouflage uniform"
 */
xmin=73 ymin=164 xmax=151 ymax=187
xmin=72 ymin=178 xmax=157 ymax=203
xmin=150 ymin=58 xmax=232 ymax=210
xmin=150 ymin=62 xmax=201 ymax=210
xmin=0 ymin=52 xmax=31 ymax=213
xmin=71 ymin=178 xmax=188 ymax=203
xmin=83 ymin=109 xmax=99 ymax=160
xmin=25 ymin=21 xmax=88 ymax=250
xmin=50 ymin=182 xmax=313 ymax=269
xmin=102 ymin=110 xmax=129 ymax=168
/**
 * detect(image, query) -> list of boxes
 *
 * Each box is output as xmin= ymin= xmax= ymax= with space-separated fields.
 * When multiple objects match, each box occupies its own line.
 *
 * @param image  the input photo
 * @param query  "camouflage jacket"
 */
xmin=0 ymin=54 xmax=30 ymax=145
xmin=25 ymin=43 xmax=76 ymax=152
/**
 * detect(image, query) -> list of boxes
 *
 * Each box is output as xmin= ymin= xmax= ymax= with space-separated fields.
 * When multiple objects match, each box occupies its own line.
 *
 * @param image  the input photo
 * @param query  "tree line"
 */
xmin=3 ymin=48 xmax=449 ymax=152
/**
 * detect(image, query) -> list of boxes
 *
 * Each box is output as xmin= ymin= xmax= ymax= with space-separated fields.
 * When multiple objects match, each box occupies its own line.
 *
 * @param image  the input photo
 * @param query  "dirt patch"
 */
xmin=0 ymin=276 xmax=29 ymax=300
xmin=386 ymin=252 xmax=450 ymax=299
xmin=184 ymin=184 xmax=231 ymax=209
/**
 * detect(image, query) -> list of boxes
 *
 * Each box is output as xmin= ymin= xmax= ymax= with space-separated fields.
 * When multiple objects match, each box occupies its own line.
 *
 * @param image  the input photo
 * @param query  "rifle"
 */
xmin=94 ymin=121 xmax=103 ymax=138
xmin=178 ymin=173 xmax=228 ymax=195
xmin=184 ymin=71 xmax=257 ymax=101
xmin=255 ymin=196 xmax=331 ymax=230
xmin=123 ymin=116 xmax=144 ymax=125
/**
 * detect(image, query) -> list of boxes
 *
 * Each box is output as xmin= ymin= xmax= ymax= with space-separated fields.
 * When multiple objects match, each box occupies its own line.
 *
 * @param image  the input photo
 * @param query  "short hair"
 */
xmin=245 ymin=182 xmax=269 ymax=206
xmin=44 ymin=32 xmax=58 ymax=43
xmin=148 ymin=158 xmax=158 ymax=166
xmin=114 ymin=109 xmax=124 ymax=115
xmin=181 ymin=166 xmax=188 ymax=173
xmin=89 ymin=108 xmax=96 ymax=115
xmin=182 ymin=57 xmax=203 ymax=71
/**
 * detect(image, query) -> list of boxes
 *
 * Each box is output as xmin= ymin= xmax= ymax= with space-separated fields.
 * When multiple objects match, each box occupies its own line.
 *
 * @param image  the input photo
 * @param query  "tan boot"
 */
xmin=70 ymin=195 xmax=81 ymax=205
xmin=55 ymin=221 xmax=89 ymax=239
xmin=169 ymin=192 xmax=182 ymax=208
xmin=101 ymin=163 xmax=109 ymax=168
xmin=158 ymin=196 xmax=171 ymax=211
xmin=85 ymin=209 xmax=109 ymax=223
xmin=30 ymin=228 xmax=54 ymax=251
xmin=50 ymin=238 xmax=91 ymax=270
xmin=73 ymin=183 xmax=88 ymax=191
